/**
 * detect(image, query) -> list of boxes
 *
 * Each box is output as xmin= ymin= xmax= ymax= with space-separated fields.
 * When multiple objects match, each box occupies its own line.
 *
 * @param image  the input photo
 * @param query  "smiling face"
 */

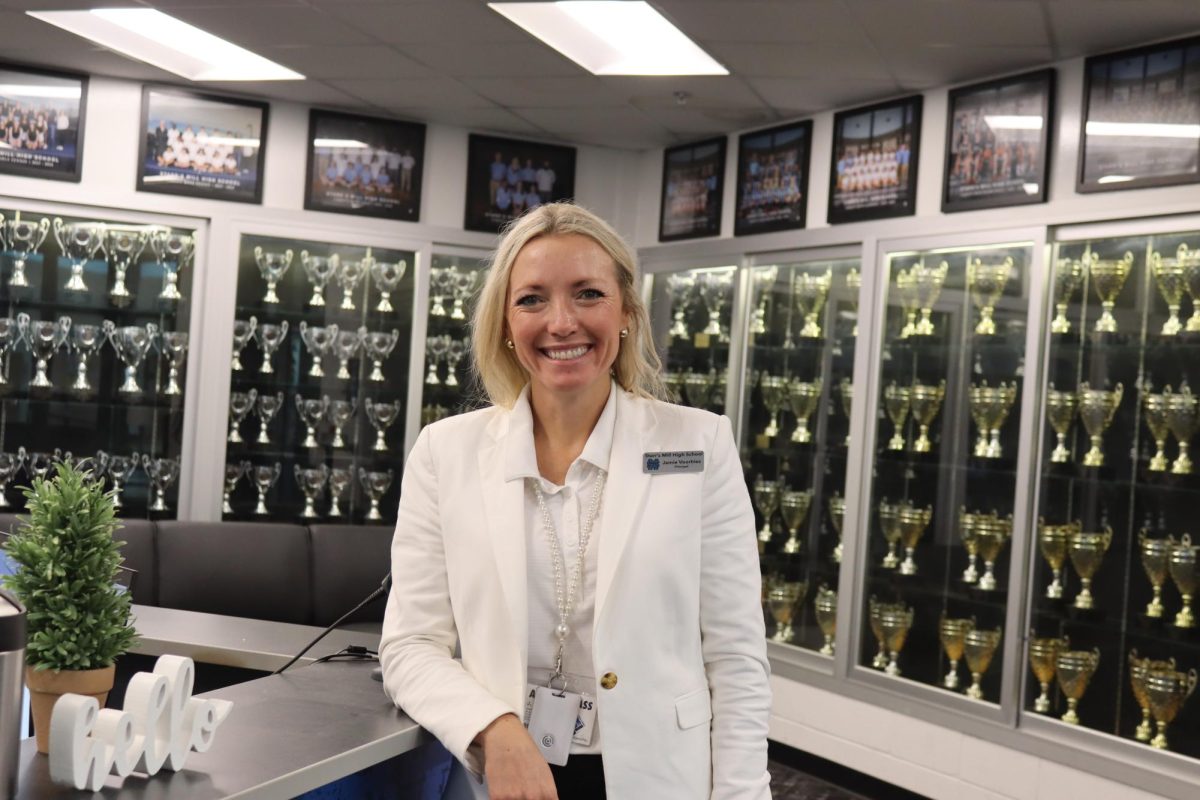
xmin=506 ymin=233 xmax=629 ymax=404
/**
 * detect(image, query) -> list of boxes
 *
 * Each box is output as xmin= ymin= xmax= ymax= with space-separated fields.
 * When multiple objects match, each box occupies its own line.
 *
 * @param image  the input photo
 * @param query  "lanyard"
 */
xmin=531 ymin=469 xmax=606 ymax=691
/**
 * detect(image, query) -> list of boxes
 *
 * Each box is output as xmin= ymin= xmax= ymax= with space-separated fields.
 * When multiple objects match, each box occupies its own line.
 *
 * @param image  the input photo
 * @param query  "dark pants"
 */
xmin=549 ymin=754 xmax=606 ymax=799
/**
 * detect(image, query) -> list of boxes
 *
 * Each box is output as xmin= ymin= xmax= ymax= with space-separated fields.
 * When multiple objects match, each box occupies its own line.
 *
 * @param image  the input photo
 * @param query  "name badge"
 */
xmin=643 ymin=451 xmax=704 ymax=474
xmin=525 ymin=686 xmax=580 ymax=766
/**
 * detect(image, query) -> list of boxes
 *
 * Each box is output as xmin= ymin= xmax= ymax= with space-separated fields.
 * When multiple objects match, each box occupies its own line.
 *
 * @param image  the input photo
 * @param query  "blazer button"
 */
xmin=600 ymin=672 xmax=618 ymax=690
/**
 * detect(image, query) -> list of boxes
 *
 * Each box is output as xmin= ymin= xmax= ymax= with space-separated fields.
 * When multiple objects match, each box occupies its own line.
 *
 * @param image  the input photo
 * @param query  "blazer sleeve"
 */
xmin=700 ymin=414 xmax=772 ymax=800
xmin=378 ymin=425 xmax=515 ymax=778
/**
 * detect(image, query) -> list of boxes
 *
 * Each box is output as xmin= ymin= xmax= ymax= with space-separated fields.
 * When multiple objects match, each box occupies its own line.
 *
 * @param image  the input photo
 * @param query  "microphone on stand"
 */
xmin=274 ymin=572 xmax=392 ymax=676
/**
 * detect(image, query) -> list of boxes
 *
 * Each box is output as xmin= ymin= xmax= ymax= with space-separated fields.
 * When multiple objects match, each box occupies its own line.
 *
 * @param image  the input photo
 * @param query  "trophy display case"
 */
xmin=0 ymin=205 xmax=196 ymax=518
xmin=857 ymin=239 xmax=1036 ymax=704
xmin=1026 ymin=227 xmax=1200 ymax=759
xmin=223 ymin=233 xmax=414 ymax=525
xmin=420 ymin=253 xmax=488 ymax=428
xmin=738 ymin=255 xmax=860 ymax=656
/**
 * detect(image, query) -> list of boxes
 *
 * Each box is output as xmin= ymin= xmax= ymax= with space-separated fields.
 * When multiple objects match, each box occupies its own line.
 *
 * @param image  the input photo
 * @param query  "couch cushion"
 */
xmin=309 ymin=524 xmax=393 ymax=627
xmin=156 ymin=522 xmax=311 ymax=625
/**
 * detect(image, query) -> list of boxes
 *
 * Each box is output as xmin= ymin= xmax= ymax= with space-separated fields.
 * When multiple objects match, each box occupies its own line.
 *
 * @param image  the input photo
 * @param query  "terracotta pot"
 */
xmin=25 ymin=664 xmax=115 ymax=754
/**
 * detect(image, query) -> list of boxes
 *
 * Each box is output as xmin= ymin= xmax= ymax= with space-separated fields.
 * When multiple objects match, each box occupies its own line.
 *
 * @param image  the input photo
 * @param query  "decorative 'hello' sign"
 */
xmin=48 ymin=655 xmax=234 ymax=791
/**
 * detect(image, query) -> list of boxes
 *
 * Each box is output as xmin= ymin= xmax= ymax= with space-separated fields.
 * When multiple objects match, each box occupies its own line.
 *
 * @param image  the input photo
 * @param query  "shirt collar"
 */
xmin=504 ymin=380 xmax=618 ymax=482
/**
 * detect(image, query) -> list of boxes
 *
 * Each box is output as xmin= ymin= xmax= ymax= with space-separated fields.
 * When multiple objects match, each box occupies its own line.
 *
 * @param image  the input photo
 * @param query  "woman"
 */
xmin=379 ymin=202 xmax=771 ymax=800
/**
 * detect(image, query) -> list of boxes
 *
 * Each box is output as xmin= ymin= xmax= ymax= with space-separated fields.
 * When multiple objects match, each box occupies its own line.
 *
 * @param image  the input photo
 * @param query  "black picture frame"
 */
xmin=137 ymin=86 xmax=269 ymax=204
xmin=734 ymin=120 xmax=812 ymax=236
xmin=1078 ymin=36 xmax=1200 ymax=193
xmin=942 ymin=69 xmax=1055 ymax=213
xmin=827 ymin=95 xmax=922 ymax=225
xmin=464 ymin=133 xmax=576 ymax=233
xmin=0 ymin=62 xmax=88 ymax=183
xmin=303 ymin=109 xmax=426 ymax=222
xmin=659 ymin=136 xmax=726 ymax=242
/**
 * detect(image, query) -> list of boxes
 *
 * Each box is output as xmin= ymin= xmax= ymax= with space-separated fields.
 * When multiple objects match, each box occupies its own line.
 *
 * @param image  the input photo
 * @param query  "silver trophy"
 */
xmin=425 ymin=335 xmax=449 ymax=385
xmin=254 ymin=246 xmax=293 ymax=304
xmin=330 ymin=399 xmax=356 ymax=448
xmin=299 ymin=322 xmax=338 ymax=377
xmin=71 ymin=323 xmax=105 ymax=393
xmin=429 ymin=267 xmax=455 ymax=316
xmin=228 ymin=388 xmax=258 ymax=443
xmin=23 ymin=449 xmax=62 ymax=480
xmin=255 ymin=391 xmax=285 ymax=445
xmin=370 ymin=257 xmax=408 ymax=314
xmin=0 ymin=449 xmax=26 ymax=507
xmin=666 ymin=273 xmax=694 ymax=339
xmin=337 ymin=256 xmax=368 ymax=311
xmin=296 ymin=394 xmax=331 ymax=447
xmin=0 ymin=317 xmax=21 ymax=386
xmin=295 ymin=463 xmax=330 ymax=519
xmin=231 ymin=317 xmax=257 ymax=372
xmin=365 ymin=397 xmax=402 ymax=452
xmin=159 ymin=331 xmax=189 ymax=396
xmin=328 ymin=467 xmax=352 ymax=517
xmin=359 ymin=467 xmax=393 ymax=521
xmin=222 ymin=460 xmax=250 ymax=515
xmin=53 ymin=217 xmax=107 ymax=293
xmin=445 ymin=338 xmax=466 ymax=387
xmin=19 ymin=313 xmax=71 ymax=389
xmin=99 ymin=451 xmax=139 ymax=510
xmin=251 ymin=462 xmax=282 ymax=516
xmin=749 ymin=267 xmax=778 ymax=335
xmin=106 ymin=229 xmax=148 ymax=306
xmin=254 ymin=321 xmax=289 ymax=375
xmin=450 ymin=269 xmax=476 ymax=320
xmin=333 ymin=327 xmax=365 ymax=380
xmin=148 ymin=228 xmax=195 ymax=302
xmin=365 ymin=329 xmax=400 ymax=382
xmin=3 ymin=215 xmax=51 ymax=288
xmin=106 ymin=321 xmax=157 ymax=394
xmin=697 ymin=271 xmax=732 ymax=339
xmin=300 ymin=250 xmax=339 ymax=307
xmin=141 ymin=455 xmax=179 ymax=512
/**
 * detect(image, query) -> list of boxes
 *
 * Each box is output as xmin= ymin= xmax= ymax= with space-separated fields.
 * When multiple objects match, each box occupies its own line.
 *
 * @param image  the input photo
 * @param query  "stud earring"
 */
xmin=505 ymin=339 xmax=514 ymax=349
xmin=619 ymin=328 xmax=629 ymax=339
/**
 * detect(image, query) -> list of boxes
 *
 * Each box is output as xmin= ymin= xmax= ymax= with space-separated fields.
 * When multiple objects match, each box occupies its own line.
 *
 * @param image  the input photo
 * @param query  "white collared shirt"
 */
xmin=506 ymin=381 xmax=616 ymax=755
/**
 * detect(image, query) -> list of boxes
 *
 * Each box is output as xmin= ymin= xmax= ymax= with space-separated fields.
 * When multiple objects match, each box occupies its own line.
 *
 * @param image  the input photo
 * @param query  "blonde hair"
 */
xmin=470 ymin=202 xmax=666 ymax=408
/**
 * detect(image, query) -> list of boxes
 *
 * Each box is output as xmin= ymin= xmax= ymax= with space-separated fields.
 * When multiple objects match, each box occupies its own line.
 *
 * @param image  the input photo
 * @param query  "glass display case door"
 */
xmin=419 ymin=248 xmax=490 ymax=430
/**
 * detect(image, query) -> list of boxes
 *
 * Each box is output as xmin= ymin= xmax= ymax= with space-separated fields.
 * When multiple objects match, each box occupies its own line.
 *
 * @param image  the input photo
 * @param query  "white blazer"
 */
xmin=379 ymin=388 xmax=772 ymax=799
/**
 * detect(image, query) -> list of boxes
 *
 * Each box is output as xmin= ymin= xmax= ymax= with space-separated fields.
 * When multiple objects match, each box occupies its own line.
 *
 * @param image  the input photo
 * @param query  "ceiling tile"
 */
xmin=0 ymin=44 xmax=179 ymax=83
xmin=600 ymin=76 xmax=770 ymax=110
xmin=258 ymin=45 xmax=432 ymax=80
xmin=1 ymin=9 xmax=113 ymax=51
xmin=165 ymin=5 xmax=373 ymax=46
xmin=746 ymin=76 xmax=902 ymax=115
xmin=395 ymin=41 xmax=586 ymax=78
xmin=390 ymin=105 xmax=545 ymax=137
xmin=459 ymin=76 xmax=627 ymax=109
xmin=845 ymin=0 xmax=1051 ymax=48
xmin=638 ymin=105 xmax=780 ymax=137
xmin=0 ymin=0 xmax=142 ymax=8
xmin=206 ymin=78 xmax=367 ymax=110
xmin=514 ymin=106 xmax=674 ymax=148
xmin=1046 ymin=1 xmax=1200 ymax=58
xmin=328 ymin=76 xmax=494 ymax=109
xmin=706 ymin=41 xmax=894 ymax=80
xmin=655 ymin=0 xmax=868 ymax=44
xmin=318 ymin=0 xmax=531 ymax=44
xmin=879 ymin=44 xmax=1054 ymax=87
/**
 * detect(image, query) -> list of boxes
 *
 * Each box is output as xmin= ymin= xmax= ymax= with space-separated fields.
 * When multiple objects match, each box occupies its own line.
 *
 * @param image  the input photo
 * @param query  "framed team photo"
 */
xmin=827 ymin=96 xmax=922 ymax=224
xmin=304 ymin=109 xmax=425 ymax=221
xmin=943 ymin=70 xmax=1054 ymax=212
xmin=137 ymin=86 xmax=268 ymax=204
xmin=464 ymin=133 xmax=576 ymax=233
xmin=1079 ymin=36 xmax=1200 ymax=193
xmin=0 ymin=63 xmax=87 ymax=182
xmin=659 ymin=136 xmax=726 ymax=242
xmin=734 ymin=120 xmax=812 ymax=236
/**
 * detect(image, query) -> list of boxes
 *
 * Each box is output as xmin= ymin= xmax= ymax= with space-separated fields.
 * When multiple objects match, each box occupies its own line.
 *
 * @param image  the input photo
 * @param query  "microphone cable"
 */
xmin=274 ymin=573 xmax=391 ymax=675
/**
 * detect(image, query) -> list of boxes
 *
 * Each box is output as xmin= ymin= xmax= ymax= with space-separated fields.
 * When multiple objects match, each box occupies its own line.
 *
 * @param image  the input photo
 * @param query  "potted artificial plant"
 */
xmin=1 ymin=460 xmax=137 ymax=753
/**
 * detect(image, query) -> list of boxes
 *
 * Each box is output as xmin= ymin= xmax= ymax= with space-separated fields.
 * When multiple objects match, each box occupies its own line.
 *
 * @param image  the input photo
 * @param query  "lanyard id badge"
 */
xmin=526 ymin=686 xmax=580 ymax=766
xmin=524 ymin=684 xmax=598 ymax=751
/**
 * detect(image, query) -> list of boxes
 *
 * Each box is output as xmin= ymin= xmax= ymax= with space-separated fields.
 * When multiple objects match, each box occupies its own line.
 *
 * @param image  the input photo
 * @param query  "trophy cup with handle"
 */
xmin=445 ymin=338 xmax=467 ymax=388
xmin=300 ymin=250 xmax=338 ymax=307
xmin=748 ymin=267 xmax=777 ymax=336
xmin=19 ymin=313 xmax=71 ymax=389
xmin=254 ymin=246 xmax=293 ymax=304
xmin=70 ymin=323 xmax=104 ymax=393
xmin=1140 ymin=530 xmax=1175 ymax=618
xmin=1045 ymin=384 xmax=1077 ymax=463
xmin=1067 ymin=526 xmax=1112 ymax=609
xmin=894 ymin=268 xmax=919 ymax=338
xmin=697 ymin=271 xmax=732 ymax=339
xmin=793 ymin=269 xmax=831 ymax=338
xmin=365 ymin=397 xmax=402 ymax=452
xmin=959 ymin=508 xmax=981 ymax=584
xmin=967 ymin=255 xmax=1013 ymax=335
xmin=1168 ymin=534 xmax=1197 ymax=629
xmin=963 ymin=627 xmax=1002 ymax=701
xmin=867 ymin=598 xmax=889 ymax=669
xmin=223 ymin=460 xmax=250 ymax=515
xmin=359 ymin=467 xmax=394 ymax=521
xmin=255 ymin=391 xmax=285 ymax=445
xmin=787 ymin=379 xmax=821 ymax=443
xmin=1177 ymin=243 xmax=1200 ymax=332
xmin=0 ymin=316 xmax=18 ymax=386
xmin=878 ymin=500 xmax=903 ymax=569
xmin=425 ymin=335 xmax=449 ymax=385
xmin=910 ymin=261 xmax=949 ymax=336
xmin=1077 ymin=381 xmax=1123 ymax=467
xmin=328 ymin=467 xmax=352 ymax=517
xmin=159 ymin=331 xmax=188 ymax=396
xmin=878 ymin=603 xmax=914 ymax=677
xmin=1029 ymin=634 xmax=1068 ymax=713
xmin=428 ymin=266 xmax=455 ymax=317
xmin=666 ymin=273 xmax=695 ymax=339
xmin=298 ymin=322 xmax=337 ymax=378
xmin=107 ymin=321 xmax=157 ymax=394
xmin=1151 ymin=246 xmax=1188 ymax=336
xmin=939 ymin=616 xmax=973 ymax=690
xmin=828 ymin=492 xmax=845 ymax=564
xmin=337 ymin=255 xmax=368 ymax=311
xmin=295 ymin=463 xmax=330 ymax=519
xmin=896 ymin=501 xmax=932 ymax=576
xmin=839 ymin=379 xmax=853 ymax=446
xmin=364 ymin=329 xmax=400 ymax=382
xmin=1144 ymin=666 xmax=1198 ymax=751
xmin=1056 ymin=648 xmax=1100 ymax=724
xmin=370 ymin=257 xmax=408 ymax=314
xmin=4 ymin=214 xmax=51 ymax=288
xmin=1051 ymin=256 xmax=1084 ymax=334
xmin=757 ymin=373 xmax=787 ymax=438
xmin=845 ymin=268 xmax=862 ymax=336
xmin=1164 ymin=384 xmax=1198 ymax=474
xmin=752 ymin=476 xmax=780 ymax=549
xmin=1142 ymin=389 xmax=1171 ymax=472
xmin=100 ymin=451 xmax=139 ymax=510
xmin=330 ymin=399 xmax=356 ymax=448
xmin=779 ymin=489 xmax=812 ymax=555
xmin=767 ymin=580 xmax=806 ymax=643
xmin=251 ymin=462 xmax=282 ymax=516
xmin=884 ymin=382 xmax=911 ymax=450
xmin=813 ymin=585 xmax=837 ymax=656
xmin=0 ymin=449 xmax=25 ymax=508
xmin=974 ymin=512 xmax=1012 ymax=591
xmin=1090 ymin=251 xmax=1133 ymax=333
xmin=231 ymin=317 xmax=256 ymax=372
xmin=106 ymin=228 xmax=148 ymax=306
xmin=1129 ymin=651 xmax=1175 ymax=743
xmin=333 ymin=327 xmax=365 ymax=380
xmin=53 ymin=217 xmax=106 ymax=293
xmin=254 ymin=321 xmax=289 ymax=376
xmin=148 ymin=227 xmax=194 ymax=302
xmin=141 ymin=455 xmax=179 ymax=513
xmin=450 ymin=267 xmax=475 ymax=320
xmin=1037 ymin=519 xmax=1076 ymax=599
xmin=296 ymin=395 xmax=330 ymax=448
xmin=228 ymin=388 xmax=258 ymax=443
xmin=909 ymin=380 xmax=946 ymax=453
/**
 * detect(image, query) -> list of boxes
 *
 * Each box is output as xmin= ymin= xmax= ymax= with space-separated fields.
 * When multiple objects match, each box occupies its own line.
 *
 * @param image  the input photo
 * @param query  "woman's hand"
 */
xmin=475 ymin=713 xmax=558 ymax=800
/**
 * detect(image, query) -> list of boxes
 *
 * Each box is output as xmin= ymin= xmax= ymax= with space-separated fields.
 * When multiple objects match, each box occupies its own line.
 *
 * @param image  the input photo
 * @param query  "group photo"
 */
xmin=659 ymin=136 xmax=725 ymax=241
xmin=0 ymin=65 xmax=85 ymax=181
xmin=828 ymin=97 xmax=921 ymax=223
xmin=735 ymin=121 xmax=811 ymax=235
xmin=463 ymin=133 xmax=575 ymax=232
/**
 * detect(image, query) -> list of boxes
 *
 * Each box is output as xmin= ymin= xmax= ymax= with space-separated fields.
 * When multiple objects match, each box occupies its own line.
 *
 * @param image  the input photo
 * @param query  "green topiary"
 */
xmin=1 ymin=460 xmax=138 ymax=671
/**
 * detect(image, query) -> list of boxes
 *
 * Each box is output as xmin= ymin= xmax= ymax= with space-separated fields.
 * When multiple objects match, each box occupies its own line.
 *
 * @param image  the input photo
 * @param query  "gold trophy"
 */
xmin=1077 ymin=381 xmax=1123 ymax=467
xmin=938 ymin=616 xmax=973 ymax=690
xmin=911 ymin=261 xmax=949 ymax=336
xmin=1037 ymin=519 xmax=1076 ymax=599
xmin=1029 ymin=634 xmax=1068 ymax=713
xmin=1051 ymin=256 xmax=1085 ymax=334
xmin=896 ymin=501 xmax=932 ymax=576
xmin=829 ymin=492 xmax=845 ymax=564
xmin=1045 ymin=384 xmax=1078 ymax=463
xmin=846 ymin=268 xmax=862 ymax=336
xmin=969 ymin=381 xmax=1018 ymax=459
xmin=959 ymin=507 xmax=981 ymax=584
xmin=759 ymin=373 xmax=789 ymax=439
xmin=867 ymin=597 xmax=890 ymax=669
xmin=1067 ymin=526 xmax=1113 ymax=610
xmin=1129 ymin=651 xmax=1175 ymax=743
xmin=895 ymin=268 xmax=919 ymax=338
xmin=1178 ymin=243 xmax=1200 ymax=332
xmin=768 ymin=580 xmax=808 ymax=643
xmin=814 ymin=585 xmax=837 ymax=656
xmin=1151 ymin=247 xmax=1187 ymax=336
xmin=878 ymin=500 xmax=903 ymax=569
xmin=1055 ymin=648 xmax=1100 ymax=725
xmin=909 ymin=380 xmax=946 ymax=453
xmin=1168 ymin=534 xmax=1197 ymax=628
xmin=1090 ymin=251 xmax=1133 ymax=333
xmin=794 ymin=269 xmax=832 ymax=338
xmin=1139 ymin=531 xmax=1175 ymax=618
xmin=884 ymin=382 xmax=911 ymax=450
xmin=1144 ymin=666 xmax=1198 ymax=750
xmin=1141 ymin=390 xmax=1171 ymax=472
xmin=752 ymin=476 xmax=781 ymax=548
xmin=878 ymin=603 xmax=914 ymax=677
xmin=967 ymin=255 xmax=1013 ymax=335
xmin=780 ymin=489 xmax=813 ymax=554
xmin=839 ymin=378 xmax=853 ymax=446
xmin=963 ymin=627 xmax=1002 ymax=701
xmin=973 ymin=512 xmax=1012 ymax=591
xmin=1164 ymin=384 xmax=1197 ymax=474
xmin=788 ymin=379 xmax=822 ymax=443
